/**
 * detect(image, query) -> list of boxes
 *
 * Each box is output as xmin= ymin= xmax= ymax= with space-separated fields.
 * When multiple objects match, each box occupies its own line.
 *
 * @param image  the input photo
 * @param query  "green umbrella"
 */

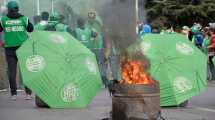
xmin=128 ymin=34 xmax=207 ymax=106
xmin=17 ymin=31 xmax=102 ymax=108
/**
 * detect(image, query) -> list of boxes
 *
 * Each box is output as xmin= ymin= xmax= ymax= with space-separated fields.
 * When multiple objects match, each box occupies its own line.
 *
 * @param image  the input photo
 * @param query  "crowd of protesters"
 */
xmin=181 ymin=23 xmax=215 ymax=81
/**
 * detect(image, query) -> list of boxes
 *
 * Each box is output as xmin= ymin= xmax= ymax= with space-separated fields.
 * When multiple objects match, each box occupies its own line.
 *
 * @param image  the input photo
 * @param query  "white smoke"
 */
xmin=138 ymin=0 xmax=147 ymax=23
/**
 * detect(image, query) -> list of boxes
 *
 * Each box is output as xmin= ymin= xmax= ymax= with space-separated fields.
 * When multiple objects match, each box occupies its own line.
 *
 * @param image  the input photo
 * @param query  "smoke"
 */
xmin=2 ymin=0 xmax=146 ymax=53
xmin=99 ymin=0 xmax=139 ymax=53
xmin=138 ymin=0 xmax=147 ymax=23
xmin=56 ymin=0 xmax=146 ymax=53
xmin=54 ymin=0 xmax=111 ymax=27
xmin=54 ymin=0 xmax=140 ymax=53
xmin=54 ymin=0 xmax=110 ymax=17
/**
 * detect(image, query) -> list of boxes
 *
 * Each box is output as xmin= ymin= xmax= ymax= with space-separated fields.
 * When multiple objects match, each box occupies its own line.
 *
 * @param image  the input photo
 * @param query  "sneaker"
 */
xmin=10 ymin=95 xmax=17 ymax=101
xmin=25 ymin=95 xmax=32 ymax=100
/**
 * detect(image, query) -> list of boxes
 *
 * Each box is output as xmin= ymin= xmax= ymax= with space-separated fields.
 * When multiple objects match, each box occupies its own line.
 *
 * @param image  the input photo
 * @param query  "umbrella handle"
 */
xmin=28 ymin=34 xmax=36 ymax=55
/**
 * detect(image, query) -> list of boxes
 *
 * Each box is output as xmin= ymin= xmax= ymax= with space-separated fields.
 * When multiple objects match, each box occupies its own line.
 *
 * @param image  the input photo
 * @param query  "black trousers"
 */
xmin=91 ymin=49 xmax=108 ymax=86
xmin=209 ymin=55 xmax=215 ymax=80
xmin=5 ymin=47 xmax=32 ymax=95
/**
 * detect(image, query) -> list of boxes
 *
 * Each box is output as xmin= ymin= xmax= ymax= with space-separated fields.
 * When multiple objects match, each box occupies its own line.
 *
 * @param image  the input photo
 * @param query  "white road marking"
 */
xmin=0 ymin=89 xmax=7 ymax=92
xmin=192 ymin=107 xmax=215 ymax=113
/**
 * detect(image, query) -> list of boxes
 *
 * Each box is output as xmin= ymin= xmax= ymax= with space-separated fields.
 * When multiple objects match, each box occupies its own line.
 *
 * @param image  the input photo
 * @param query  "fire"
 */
xmin=121 ymin=59 xmax=155 ymax=85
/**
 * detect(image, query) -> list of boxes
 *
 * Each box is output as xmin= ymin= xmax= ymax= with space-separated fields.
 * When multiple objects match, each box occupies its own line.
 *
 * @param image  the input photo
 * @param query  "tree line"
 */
xmin=145 ymin=0 xmax=215 ymax=30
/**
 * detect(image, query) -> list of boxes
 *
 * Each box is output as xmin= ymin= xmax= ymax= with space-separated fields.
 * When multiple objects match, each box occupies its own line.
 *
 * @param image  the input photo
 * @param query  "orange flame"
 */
xmin=121 ymin=59 xmax=155 ymax=85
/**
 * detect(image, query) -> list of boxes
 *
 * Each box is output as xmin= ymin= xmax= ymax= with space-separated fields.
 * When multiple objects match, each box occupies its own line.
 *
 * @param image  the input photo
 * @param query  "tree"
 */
xmin=145 ymin=0 xmax=215 ymax=29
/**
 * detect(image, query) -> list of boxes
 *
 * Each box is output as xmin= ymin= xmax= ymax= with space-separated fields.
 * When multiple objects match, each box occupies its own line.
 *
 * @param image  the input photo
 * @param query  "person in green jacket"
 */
xmin=87 ymin=11 xmax=104 ymax=50
xmin=73 ymin=17 xmax=97 ymax=49
xmin=34 ymin=11 xmax=49 ymax=31
xmin=202 ymin=28 xmax=211 ymax=54
xmin=45 ymin=12 xmax=67 ymax=32
xmin=0 ymin=1 xmax=34 ymax=100
xmin=87 ymin=11 xmax=103 ymax=34
xmin=86 ymin=11 xmax=107 ymax=86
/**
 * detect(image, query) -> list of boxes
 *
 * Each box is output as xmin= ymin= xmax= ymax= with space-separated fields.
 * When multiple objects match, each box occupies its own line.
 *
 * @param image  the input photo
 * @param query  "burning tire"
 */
xmin=111 ymin=52 xmax=161 ymax=120
xmin=35 ymin=95 xmax=49 ymax=108
xmin=112 ymin=83 xmax=161 ymax=120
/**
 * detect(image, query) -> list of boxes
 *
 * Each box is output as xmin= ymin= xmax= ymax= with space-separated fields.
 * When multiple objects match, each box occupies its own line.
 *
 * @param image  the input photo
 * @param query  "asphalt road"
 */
xmin=0 ymin=82 xmax=215 ymax=120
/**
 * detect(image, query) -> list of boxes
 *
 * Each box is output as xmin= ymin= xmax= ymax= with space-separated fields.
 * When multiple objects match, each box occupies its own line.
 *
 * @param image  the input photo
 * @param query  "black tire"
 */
xmin=35 ymin=95 xmax=49 ymax=108
xmin=178 ymin=100 xmax=189 ymax=107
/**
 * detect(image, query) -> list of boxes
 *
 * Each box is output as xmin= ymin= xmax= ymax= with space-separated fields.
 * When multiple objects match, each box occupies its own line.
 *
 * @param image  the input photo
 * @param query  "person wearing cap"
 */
xmin=44 ymin=12 xmax=71 ymax=33
xmin=0 ymin=1 xmax=34 ymax=100
xmin=191 ymin=25 xmax=204 ymax=49
xmin=87 ymin=11 xmax=104 ymax=52
xmin=86 ymin=11 xmax=108 ymax=87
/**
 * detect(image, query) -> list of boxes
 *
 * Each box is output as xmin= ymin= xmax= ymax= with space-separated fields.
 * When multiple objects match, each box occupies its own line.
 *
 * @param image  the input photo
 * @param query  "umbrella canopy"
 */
xmin=17 ymin=31 xmax=102 ymax=108
xmin=128 ymin=34 xmax=207 ymax=106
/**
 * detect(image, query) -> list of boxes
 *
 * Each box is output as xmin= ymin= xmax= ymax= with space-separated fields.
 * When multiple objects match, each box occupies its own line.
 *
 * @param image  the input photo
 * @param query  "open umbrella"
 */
xmin=17 ymin=31 xmax=102 ymax=108
xmin=128 ymin=34 xmax=207 ymax=106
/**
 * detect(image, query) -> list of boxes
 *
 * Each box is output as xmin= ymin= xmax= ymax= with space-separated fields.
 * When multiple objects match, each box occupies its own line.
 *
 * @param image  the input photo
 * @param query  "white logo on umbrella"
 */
xmin=50 ymin=34 xmax=67 ymax=44
xmin=176 ymin=42 xmax=194 ymax=55
xmin=26 ymin=55 xmax=45 ymax=72
xmin=140 ymin=41 xmax=151 ymax=53
xmin=174 ymin=76 xmax=193 ymax=93
xmin=86 ymin=58 xmax=97 ymax=75
xmin=81 ymin=35 xmax=87 ymax=41
xmin=61 ymin=83 xmax=78 ymax=102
